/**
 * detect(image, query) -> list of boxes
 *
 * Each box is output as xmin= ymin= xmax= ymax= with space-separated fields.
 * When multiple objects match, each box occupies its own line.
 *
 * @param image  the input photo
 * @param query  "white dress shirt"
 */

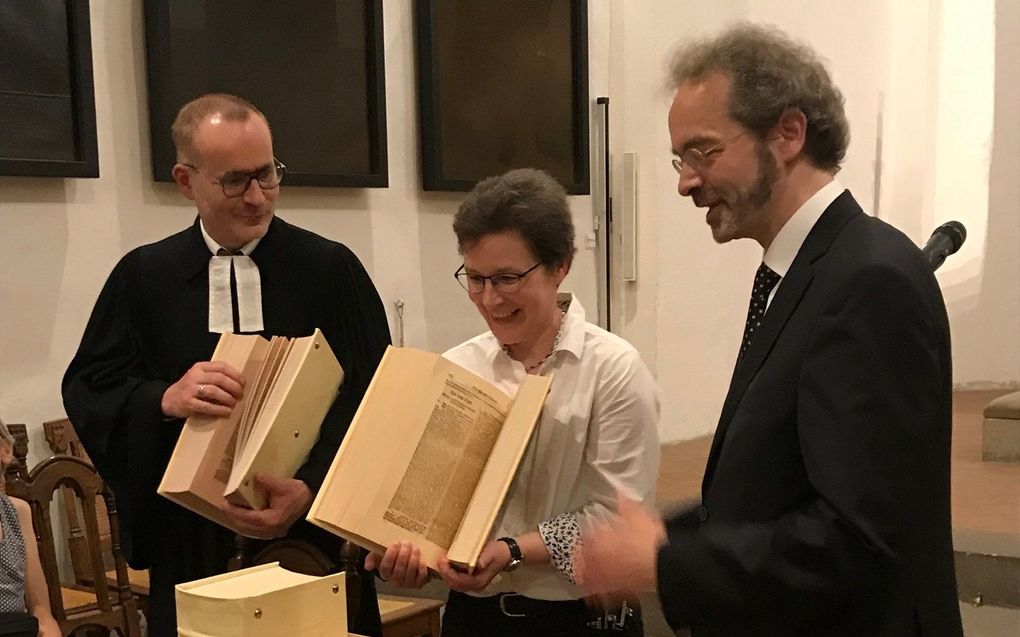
xmin=763 ymin=179 xmax=846 ymax=309
xmin=442 ymin=293 xmax=661 ymax=600
xmin=200 ymin=220 xmax=264 ymax=333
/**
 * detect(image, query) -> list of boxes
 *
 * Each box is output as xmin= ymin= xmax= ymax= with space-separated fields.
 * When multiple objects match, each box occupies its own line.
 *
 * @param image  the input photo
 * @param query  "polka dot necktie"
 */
xmin=739 ymin=263 xmax=781 ymax=362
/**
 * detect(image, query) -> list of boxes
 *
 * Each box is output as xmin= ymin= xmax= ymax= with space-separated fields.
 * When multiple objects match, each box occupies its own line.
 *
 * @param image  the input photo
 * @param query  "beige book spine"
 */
xmin=447 ymin=373 xmax=551 ymax=568
xmin=225 ymin=329 xmax=342 ymax=509
xmin=307 ymin=346 xmax=420 ymax=532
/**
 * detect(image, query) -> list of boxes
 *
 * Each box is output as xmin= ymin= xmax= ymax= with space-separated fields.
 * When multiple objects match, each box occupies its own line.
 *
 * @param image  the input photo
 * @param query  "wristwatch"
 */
xmin=497 ymin=536 xmax=524 ymax=572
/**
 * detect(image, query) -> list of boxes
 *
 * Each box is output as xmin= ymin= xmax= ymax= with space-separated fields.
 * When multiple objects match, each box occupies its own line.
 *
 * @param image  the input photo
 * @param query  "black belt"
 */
xmin=449 ymin=591 xmax=640 ymax=632
xmin=452 ymin=591 xmax=584 ymax=619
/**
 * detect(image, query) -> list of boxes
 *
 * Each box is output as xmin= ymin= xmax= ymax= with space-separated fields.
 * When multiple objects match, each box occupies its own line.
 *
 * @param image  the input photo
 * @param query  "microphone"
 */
xmin=921 ymin=221 xmax=966 ymax=271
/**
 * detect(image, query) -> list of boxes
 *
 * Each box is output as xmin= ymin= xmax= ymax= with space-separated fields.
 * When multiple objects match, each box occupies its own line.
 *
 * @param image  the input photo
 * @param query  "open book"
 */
xmin=176 ymin=563 xmax=346 ymax=637
xmin=306 ymin=346 xmax=551 ymax=572
xmin=159 ymin=329 xmax=343 ymax=533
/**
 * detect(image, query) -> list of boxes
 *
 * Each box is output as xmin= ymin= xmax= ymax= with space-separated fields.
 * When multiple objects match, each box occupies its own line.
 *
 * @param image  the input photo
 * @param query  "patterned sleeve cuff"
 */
xmin=538 ymin=512 xmax=581 ymax=583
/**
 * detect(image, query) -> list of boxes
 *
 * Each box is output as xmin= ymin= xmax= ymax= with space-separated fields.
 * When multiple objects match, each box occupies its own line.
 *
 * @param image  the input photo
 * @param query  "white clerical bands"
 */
xmin=197 ymin=384 xmax=207 ymax=399
xmin=208 ymin=254 xmax=264 ymax=334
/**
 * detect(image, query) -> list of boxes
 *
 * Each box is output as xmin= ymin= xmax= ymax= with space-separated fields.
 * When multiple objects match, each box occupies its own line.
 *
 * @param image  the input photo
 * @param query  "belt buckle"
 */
xmin=587 ymin=601 xmax=632 ymax=631
xmin=498 ymin=593 xmax=528 ymax=618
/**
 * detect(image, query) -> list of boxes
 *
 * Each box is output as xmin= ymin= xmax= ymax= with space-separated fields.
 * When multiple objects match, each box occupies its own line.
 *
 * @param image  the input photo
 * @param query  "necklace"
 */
xmin=503 ymin=307 xmax=568 ymax=373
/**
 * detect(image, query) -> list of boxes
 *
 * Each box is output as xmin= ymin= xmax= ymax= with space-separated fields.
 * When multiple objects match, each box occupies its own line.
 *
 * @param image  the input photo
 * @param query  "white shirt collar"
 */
xmin=763 ymin=179 xmax=845 ymax=278
xmin=199 ymin=219 xmax=262 ymax=256
xmin=474 ymin=292 xmax=584 ymax=371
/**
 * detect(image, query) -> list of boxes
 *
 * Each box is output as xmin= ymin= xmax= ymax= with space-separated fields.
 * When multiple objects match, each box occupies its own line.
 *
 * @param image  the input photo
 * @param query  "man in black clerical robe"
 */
xmin=62 ymin=94 xmax=390 ymax=637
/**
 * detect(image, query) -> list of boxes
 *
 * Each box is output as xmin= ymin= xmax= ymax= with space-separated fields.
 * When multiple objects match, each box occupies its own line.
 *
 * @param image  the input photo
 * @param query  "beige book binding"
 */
xmin=159 ymin=329 xmax=343 ymax=533
xmin=306 ymin=345 xmax=551 ymax=572
xmin=175 ymin=562 xmax=346 ymax=637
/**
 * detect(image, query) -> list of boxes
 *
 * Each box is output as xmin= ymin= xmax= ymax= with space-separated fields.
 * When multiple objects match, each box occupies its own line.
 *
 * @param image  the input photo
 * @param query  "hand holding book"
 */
xmin=222 ymin=473 xmax=314 ymax=539
xmin=365 ymin=541 xmax=430 ymax=588
xmin=159 ymin=329 xmax=343 ymax=535
xmin=160 ymin=360 xmax=246 ymax=419
xmin=436 ymin=539 xmax=513 ymax=592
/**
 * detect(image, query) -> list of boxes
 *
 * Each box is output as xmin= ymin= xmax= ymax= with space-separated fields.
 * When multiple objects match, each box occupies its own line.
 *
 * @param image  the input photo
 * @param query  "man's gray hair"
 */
xmin=669 ymin=23 xmax=849 ymax=172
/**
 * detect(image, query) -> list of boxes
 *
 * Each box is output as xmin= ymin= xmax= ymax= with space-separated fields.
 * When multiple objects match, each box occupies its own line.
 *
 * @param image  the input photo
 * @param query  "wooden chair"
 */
xmin=43 ymin=418 xmax=151 ymax=614
xmin=7 ymin=455 xmax=141 ymax=637
xmin=377 ymin=595 xmax=443 ymax=637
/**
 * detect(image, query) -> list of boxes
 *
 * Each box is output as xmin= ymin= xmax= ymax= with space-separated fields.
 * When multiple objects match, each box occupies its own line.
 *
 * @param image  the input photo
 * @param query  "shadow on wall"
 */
xmin=943 ymin=0 xmax=1020 ymax=388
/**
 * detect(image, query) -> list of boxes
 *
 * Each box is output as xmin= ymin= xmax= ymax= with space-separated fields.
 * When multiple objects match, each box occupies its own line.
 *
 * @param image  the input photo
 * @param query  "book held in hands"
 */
xmin=307 ymin=345 xmax=551 ymax=572
xmin=159 ymin=329 xmax=342 ymax=534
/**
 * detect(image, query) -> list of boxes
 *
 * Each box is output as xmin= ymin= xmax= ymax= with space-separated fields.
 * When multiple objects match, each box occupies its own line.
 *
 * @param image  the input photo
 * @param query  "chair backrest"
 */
xmin=7 ymin=455 xmax=140 ymax=637
xmin=1 ymin=423 xmax=30 ymax=493
xmin=43 ymin=418 xmax=115 ymax=580
xmin=42 ymin=418 xmax=89 ymax=461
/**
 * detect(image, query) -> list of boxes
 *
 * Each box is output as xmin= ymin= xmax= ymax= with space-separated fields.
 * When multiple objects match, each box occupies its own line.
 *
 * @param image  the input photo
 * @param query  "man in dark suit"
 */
xmin=579 ymin=24 xmax=962 ymax=635
xmin=63 ymin=94 xmax=389 ymax=637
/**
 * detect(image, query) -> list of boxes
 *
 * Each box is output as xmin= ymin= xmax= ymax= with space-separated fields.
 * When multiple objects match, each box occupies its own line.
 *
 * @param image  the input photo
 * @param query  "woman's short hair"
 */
xmin=669 ymin=23 xmax=849 ymax=172
xmin=454 ymin=168 xmax=576 ymax=270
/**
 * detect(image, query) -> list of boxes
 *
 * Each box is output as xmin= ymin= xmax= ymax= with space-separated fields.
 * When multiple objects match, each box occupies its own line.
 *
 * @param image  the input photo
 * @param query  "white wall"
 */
xmin=0 ymin=0 xmax=601 ymax=464
xmin=939 ymin=0 xmax=1020 ymax=388
xmin=1 ymin=1 xmax=1017 ymax=455
xmin=603 ymin=0 xmax=1019 ymax=442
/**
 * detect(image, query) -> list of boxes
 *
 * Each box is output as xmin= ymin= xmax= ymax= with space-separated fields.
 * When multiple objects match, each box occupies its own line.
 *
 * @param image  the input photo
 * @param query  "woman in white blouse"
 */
xmin=367 ymin=168 xmax=660 ymax=636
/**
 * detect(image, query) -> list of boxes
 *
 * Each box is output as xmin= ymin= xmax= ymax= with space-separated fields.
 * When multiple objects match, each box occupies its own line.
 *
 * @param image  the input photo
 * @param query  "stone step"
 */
xmin=954 ymin=528 xmax=1020 ymax=610
xmin=983 ymin=391 xmax=1020 ymax=464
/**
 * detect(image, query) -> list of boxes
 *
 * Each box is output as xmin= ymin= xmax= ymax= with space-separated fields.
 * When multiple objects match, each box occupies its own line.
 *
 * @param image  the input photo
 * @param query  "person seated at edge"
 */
xmin=0 ymin=419 xmax=60 ymax=637
xmin=366 ymin=168 xmax=661 ymax=637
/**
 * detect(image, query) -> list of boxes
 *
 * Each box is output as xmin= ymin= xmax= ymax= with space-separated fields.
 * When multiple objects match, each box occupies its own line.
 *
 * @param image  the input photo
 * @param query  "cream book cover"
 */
xmin=176 ymin=563 xmax=346 ymax=637
xmin=159 ymin=329 xmax=343 ymax=533
xmin=307 ymin=346 xmax=551 ymax=572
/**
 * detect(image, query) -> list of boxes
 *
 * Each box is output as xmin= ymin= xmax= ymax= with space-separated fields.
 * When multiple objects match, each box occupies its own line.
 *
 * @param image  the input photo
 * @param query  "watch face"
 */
xmin=505 ymin=557 xmax=523 ymax=572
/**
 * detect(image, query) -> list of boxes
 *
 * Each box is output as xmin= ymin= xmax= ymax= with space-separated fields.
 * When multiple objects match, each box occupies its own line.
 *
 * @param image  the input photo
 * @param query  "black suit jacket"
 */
xmin=656 ymin=192 xmax=962 ymax=636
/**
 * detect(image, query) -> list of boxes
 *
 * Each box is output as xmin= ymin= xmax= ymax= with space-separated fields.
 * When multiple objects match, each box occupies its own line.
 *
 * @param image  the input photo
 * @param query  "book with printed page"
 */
xmin=159 ymin=329 xmax=343 ymax=534
xmin=306 ymin=345 xmax=551 ymax=572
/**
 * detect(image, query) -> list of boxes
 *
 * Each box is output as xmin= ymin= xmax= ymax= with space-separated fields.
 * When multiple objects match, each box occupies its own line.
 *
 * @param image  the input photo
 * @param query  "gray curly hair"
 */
xmin=669 ymin=23 xmax=849 ymax=172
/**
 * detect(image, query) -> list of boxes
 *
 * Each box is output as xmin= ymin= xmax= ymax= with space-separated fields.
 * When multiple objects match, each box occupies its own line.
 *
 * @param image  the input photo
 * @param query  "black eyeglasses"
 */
xmin=183 ymin=159 xmax=286 ymax=197
xmin=454 ymin=263 xmax=542 ymax=294
xmin=671 ymin=131 xmax=748 ymax=174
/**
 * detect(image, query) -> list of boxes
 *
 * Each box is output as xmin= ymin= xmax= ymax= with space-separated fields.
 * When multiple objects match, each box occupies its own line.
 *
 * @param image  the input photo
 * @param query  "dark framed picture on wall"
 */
xmin=143 ymin=0 xmax=388 ymax=188
xmin=415 ymin=0 xmax=590 ymax=194
xmin=0 ymin=0 xmax=99 ymax=178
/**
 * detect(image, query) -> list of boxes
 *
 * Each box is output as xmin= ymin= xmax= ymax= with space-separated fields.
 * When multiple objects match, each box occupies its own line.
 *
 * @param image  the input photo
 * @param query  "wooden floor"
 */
xmin=656 ymin=390 xmax=1020 ymax=536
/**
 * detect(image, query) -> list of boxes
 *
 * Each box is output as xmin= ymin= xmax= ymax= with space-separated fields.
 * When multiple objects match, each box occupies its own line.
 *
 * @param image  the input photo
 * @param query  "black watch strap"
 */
xmin=497 ymin=536 xmax=524 ymax=572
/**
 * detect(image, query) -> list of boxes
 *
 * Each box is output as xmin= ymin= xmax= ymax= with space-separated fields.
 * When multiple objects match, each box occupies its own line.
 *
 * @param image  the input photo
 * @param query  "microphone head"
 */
xmin=936 ymin=221 xmax=967 ymax=252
